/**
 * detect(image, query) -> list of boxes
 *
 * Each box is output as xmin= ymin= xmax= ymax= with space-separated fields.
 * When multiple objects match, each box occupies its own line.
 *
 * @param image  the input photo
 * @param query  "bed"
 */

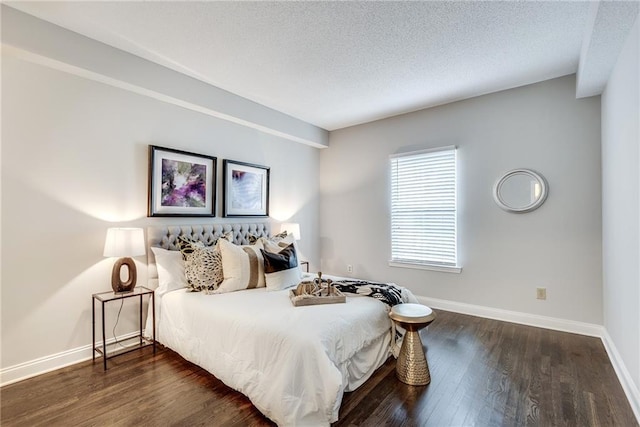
xmin=144 ymin=223 xmax=417 ymax=426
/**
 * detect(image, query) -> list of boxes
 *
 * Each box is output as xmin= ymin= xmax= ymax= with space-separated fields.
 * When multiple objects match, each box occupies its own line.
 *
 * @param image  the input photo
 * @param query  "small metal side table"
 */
xmin=300 ymin=261 xmax=310 ymax=273
xmin=389 ymin=303 xmax=436 ymax=386
xmin=92 ymin=286 xmax=155 ymax=370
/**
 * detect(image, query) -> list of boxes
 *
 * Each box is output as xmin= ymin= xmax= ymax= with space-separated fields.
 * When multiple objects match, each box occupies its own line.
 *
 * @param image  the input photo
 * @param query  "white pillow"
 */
xmin=151 ymin=247 xmax=187 ymax=296
xmin=216 ymin=238 xmax=266 ymax=293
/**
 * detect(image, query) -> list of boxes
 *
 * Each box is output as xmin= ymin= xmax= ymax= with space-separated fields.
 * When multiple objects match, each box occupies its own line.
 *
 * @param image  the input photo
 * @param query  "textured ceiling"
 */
xmin=5 ymin=2 xmax=633 ymax=131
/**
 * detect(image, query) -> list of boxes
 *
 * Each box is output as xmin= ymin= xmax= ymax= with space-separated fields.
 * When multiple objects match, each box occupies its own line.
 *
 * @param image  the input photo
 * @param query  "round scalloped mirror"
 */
xmin=493 ymin=169 xmax=548 ymax=213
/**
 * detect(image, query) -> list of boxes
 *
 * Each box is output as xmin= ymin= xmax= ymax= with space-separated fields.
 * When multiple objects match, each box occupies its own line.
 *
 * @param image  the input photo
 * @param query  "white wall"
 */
xmin=1 ymin=53 xmax=320 ymax=375
xmin=602 ymin=12 xmax=640 ymax=411
xmin=321 ymin=75 xmax=602 ymax=324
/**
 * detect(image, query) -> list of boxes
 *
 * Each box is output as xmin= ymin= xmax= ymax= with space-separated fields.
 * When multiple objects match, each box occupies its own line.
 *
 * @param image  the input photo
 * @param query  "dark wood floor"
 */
xmin=1 ymin=310 xmax=637 ymax=426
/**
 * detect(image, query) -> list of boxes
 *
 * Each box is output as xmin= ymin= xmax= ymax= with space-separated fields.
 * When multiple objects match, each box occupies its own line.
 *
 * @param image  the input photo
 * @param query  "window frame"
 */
xmin=388 ymin=146 xmax=461 ymax=274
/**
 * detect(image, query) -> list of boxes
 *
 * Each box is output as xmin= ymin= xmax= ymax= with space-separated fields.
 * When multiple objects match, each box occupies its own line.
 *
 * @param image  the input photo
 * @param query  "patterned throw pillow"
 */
xmin=178 ymin=232 xmax=232 ymax=260
xmin=177 ymin=236 xmax=205 ymax=260
xmin=248 ymin=230 xmax=287 ymax=245
xmin=184 ymin=246 xmax=224 ymax=292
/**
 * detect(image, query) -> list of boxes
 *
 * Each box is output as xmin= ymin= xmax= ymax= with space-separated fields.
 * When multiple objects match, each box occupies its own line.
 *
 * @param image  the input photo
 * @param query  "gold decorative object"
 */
xmin=396 ymin=329 xmax=431 ymax=385
xmin=294 ymin=282 xmax=319 ymax=296
xmin=389 ymin=303 xmax=436 ymax=386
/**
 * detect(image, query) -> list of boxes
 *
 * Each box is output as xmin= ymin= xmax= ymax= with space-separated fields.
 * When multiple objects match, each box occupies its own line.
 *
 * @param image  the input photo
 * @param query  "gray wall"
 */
xmin=602 ymin=14 xmax=640 ymax=406
xmin=320 ymin=75 xmax=602 ymax=324
xmin=1 ymin=51 xmax=320 ymax=371
xmin=1 ymin=5 xmax=329 ymax=148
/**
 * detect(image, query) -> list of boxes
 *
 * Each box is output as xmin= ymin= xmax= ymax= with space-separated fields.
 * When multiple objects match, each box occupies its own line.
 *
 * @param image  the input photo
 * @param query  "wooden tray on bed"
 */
xmin=289 ymin=284 xmax=346 ymax=307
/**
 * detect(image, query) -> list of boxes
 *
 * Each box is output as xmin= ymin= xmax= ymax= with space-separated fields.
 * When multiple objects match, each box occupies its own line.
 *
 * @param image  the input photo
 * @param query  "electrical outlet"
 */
xmin=347 ymin=264 xmax=353 ymax=273
xmin=536 ymin=287 xmax=547 ymax=300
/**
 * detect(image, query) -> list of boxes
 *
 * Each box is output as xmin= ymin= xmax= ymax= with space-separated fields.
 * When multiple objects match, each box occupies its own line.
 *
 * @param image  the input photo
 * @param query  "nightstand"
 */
xmin=92 ymin=286 xmax=155 ymax=370
xmin=300 ymin=261 xmax=309 ymax=272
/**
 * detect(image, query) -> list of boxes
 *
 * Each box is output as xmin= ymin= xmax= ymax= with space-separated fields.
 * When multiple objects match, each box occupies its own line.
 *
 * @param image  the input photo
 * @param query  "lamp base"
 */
xmin=112 ymin=257 xmax=137 ymax=293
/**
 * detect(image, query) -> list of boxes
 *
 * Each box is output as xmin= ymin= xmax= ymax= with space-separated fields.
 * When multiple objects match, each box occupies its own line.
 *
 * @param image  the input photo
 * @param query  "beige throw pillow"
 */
xmin=217 ymin=238 xmax=266 ymax=293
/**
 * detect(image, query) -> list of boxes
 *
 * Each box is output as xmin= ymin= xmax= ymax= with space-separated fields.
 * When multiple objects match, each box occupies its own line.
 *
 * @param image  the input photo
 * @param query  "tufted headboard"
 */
xmin=147 ymin=223 xmax=270 ymax=288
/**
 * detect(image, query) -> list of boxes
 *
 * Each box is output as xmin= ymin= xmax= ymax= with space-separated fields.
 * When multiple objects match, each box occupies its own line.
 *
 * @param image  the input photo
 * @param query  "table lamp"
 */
xmin=103 ymin=227 xmax=146 ymax=293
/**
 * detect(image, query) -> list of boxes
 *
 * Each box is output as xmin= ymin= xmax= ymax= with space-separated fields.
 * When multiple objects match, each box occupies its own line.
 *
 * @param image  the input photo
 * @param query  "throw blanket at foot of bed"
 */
xmin=332 ymin=280 xmax=420 ymax=357
xmin=331 ymin=280 xmax=405 ymax=306
xmin=299 ymin=278 xmax=416 ymax=307
xmin=301 ymin=277 xmax=420 ymax=357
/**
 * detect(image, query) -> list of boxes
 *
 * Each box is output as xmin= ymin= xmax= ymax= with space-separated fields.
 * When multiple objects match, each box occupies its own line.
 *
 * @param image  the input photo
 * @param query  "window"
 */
xmin=389 ymin=146 xmax=460 ymax=273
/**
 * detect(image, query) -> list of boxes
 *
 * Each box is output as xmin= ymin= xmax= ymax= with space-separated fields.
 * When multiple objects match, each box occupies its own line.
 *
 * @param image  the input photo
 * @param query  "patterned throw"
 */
xmin=327 ymin=279 xmax=415 ymax=358
xmin=330 ymin=280 xmax=404 ymax=306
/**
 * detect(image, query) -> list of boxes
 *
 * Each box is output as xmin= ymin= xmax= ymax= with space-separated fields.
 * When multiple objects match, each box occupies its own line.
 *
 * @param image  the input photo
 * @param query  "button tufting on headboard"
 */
xmin=147 ymin=223 xmax=271 ymax=287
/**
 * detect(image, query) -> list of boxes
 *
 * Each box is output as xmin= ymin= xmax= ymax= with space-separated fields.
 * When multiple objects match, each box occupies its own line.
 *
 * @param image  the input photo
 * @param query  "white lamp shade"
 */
xmin=103 ymin=228 xmax=146 ymax=257
xmin=280 ymin=223 xmax=301 ymax=240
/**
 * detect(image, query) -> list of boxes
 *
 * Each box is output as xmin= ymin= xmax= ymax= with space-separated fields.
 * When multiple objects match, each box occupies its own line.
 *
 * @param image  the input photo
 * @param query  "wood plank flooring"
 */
xmin=1 ymin=310 xmax=636 ymax=426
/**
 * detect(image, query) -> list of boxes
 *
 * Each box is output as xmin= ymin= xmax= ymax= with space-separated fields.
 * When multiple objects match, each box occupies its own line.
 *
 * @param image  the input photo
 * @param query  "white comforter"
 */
xmin=157 ymin=277 xmax=416 ymax=426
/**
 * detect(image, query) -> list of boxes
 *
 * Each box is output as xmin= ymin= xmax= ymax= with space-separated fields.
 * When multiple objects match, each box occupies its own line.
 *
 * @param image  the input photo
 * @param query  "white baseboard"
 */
xmin=415 ymin=295 xmax=604 ymax=337
xmin=601 ymin=330 xmax=640 ymax=423
xmin=416 ymin=295 xmax=639 ymax=425
xmin=0 ymin=331 xmax=141 ymax=387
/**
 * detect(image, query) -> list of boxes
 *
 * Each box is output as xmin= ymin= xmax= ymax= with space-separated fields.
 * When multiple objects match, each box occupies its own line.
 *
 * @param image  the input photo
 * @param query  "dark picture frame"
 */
xmin=148 ymin=145 xmax=216 ymax=217
xmin=223 ymin=159 xmax=270 ymax=217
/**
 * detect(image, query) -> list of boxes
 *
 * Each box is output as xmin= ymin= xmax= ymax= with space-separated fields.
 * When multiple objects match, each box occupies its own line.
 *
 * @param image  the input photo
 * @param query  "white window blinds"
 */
xmin=390 ymin=146 xmax=459 ymax=270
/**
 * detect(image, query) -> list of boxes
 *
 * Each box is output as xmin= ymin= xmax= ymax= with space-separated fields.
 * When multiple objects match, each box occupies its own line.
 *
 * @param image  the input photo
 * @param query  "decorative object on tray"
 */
xmin=148 ymin=145 xmax=216 ymax=217
xmin=103 ymin=227 xmax=146 ymax=293
xmin=223 ymin=159 xmax=270 ymax=217
xmin=290 ymin=272 xmax=346 ymax=306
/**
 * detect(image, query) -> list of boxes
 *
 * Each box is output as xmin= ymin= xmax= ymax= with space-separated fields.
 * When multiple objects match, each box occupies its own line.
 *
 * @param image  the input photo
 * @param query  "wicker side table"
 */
xmin=389 ymin=303 xmax=436 ymax=386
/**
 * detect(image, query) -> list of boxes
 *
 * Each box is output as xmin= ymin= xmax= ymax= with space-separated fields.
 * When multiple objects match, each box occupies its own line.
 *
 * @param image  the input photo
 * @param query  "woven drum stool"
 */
xmin=389 ymin=303 xmax=436 ymax=386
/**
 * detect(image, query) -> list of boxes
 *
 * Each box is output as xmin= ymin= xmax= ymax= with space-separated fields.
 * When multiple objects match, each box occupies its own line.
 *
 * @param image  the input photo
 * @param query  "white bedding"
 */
xmin=156 ymin=276 xmax=416 ymax=426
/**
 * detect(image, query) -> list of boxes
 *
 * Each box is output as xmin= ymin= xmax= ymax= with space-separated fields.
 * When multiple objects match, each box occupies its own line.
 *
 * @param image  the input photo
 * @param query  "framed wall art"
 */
xmin=223 ymin=159 xmax=270 ymax=217
xmin=148 ymin=145 xmax=216 ymax=217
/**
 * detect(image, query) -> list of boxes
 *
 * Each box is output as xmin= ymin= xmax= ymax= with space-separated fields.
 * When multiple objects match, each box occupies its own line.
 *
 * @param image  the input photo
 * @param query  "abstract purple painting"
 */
xmin=161 ymin=159 xmax=207 ymax=207
xmin=148 ymin=146 xmax=216 ymax=217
